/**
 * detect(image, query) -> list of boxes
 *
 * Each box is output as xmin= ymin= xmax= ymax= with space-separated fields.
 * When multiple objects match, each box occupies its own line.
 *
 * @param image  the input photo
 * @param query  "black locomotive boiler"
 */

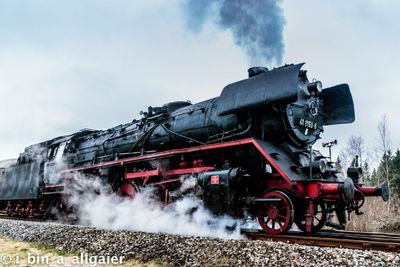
xmin=0 ymin=63 xmax=389 ymax=234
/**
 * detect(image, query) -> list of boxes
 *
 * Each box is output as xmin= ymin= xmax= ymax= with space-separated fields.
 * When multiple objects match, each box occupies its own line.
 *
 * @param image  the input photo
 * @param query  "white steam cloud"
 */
xmin=66 ymin=174 xmax=242 ymax=240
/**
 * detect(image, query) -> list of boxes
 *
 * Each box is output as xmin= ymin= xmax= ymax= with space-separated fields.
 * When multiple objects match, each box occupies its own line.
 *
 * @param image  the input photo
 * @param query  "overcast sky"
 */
xmin=0 ymin=0 xmax=399 ymax=163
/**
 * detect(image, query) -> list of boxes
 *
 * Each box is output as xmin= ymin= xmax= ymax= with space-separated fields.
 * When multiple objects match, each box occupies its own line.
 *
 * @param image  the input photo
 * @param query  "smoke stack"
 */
xmin=248 ymin=67 xmax=268 ymax=77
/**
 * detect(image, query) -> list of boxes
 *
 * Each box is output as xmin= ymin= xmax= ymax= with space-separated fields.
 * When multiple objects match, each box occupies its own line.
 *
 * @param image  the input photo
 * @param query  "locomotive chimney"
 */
xmin=248 ymin=67 xmax=268 ymax=78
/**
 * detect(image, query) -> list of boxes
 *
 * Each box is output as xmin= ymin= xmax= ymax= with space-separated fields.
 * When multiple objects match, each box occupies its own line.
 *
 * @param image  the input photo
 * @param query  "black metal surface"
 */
xmin=379 ymin=180 xmax=390 ymax=202
xmin=347 ymin=167 xmax=362 ymax=183
xmin=198 ymin=168 xmax=238 ymax=215
xmin=321 ymin=84 xmax=355 ymax=125
xmin=57 ymin=63 xmax=354 ymax=168
xmin=254 ymin=139 xmax=343 ymax=182
xmin=0 ymin=162 xmax=41 ymax=200
xmin=216 ymin=64 xmax=303 ymax=116
xmin=339 ymin=178 xmax=355 ymax=200
xmin=72 ymin=98 xmax=242 ymax=167
xmin=68 ymin=63 xmax=342 ymax=168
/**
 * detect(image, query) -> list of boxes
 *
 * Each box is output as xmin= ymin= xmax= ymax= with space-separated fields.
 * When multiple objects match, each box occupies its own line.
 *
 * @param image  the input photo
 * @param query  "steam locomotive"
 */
xmin=0 ymin=63 xmax=389 ymax=234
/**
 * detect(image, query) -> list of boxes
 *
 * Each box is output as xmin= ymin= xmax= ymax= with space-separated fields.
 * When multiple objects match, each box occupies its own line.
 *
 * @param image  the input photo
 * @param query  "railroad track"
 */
xmin=0 ymin=213 xmax=72 ymax=224
xmin=244 ymin=229 xmax=400 ymax=252
xmin=2 ymin=214 xmax=399 ymax=253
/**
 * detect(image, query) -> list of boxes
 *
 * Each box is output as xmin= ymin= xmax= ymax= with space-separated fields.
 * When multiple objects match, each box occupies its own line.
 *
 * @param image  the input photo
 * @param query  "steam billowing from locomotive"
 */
xmin=68 ymin=174 xmax=241 ymax=239
xmin=183 ymin=0 xmax=285 ymax=65
xmin=0 ymin=63 xmax=389 ymax=235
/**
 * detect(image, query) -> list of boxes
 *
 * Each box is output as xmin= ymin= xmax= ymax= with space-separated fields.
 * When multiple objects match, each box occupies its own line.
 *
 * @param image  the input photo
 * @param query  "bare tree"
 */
xmin=335 ymin=156 xmax=344 ymax=174
xmin=377 ymin=115 xmax=392 ymax=184
xmin=340 ymin=135 xmax=365 ymax=165
xmin=339 ymin=135 xmax=369 ymax=183
xmin=376 ymin=115 xmax=393 ymax=208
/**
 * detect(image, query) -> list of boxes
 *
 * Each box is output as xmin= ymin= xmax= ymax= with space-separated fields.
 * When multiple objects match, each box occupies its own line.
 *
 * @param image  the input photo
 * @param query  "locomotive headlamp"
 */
xmin=318 ymin=159 xmax=328 ymax=173
xmin=307 ymin=81 xmax=323 ymax=94
xmin=306 ymin=159 xmax=328 ymax=174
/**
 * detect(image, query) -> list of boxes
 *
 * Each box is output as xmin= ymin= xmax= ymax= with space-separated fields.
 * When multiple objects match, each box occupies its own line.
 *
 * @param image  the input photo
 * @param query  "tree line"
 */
xmin=336 ymin=115 xmax=399 ymax=197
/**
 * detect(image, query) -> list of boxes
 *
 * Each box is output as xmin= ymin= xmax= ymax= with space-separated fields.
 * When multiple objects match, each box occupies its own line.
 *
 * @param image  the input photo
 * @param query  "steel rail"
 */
xmin=243 ymin=230 xmax=400 ymax=252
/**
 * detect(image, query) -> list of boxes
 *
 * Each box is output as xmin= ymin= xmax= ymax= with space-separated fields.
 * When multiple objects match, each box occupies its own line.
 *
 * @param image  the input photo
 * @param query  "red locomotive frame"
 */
xmin=51 ymin=137 xmax=384 ymax=234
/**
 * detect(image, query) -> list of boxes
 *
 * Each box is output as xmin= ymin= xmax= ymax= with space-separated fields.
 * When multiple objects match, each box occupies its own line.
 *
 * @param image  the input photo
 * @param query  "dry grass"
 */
xmin=347 ymin=196 xmax=400 ymax=232
xmin=0 ymin=237 xmax=167 ymax=267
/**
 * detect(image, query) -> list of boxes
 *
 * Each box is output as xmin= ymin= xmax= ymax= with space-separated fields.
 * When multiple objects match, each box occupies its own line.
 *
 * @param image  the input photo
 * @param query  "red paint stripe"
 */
xmin=126 ymin=169 xmax=159 ymax=179
xmin=358 ymin=186 xmax=380 ymax=196
xmin=164 ymin=166 xmax=215 ymax=176
xmin=64 ymin=138 xmax=255 ymax=173
xmin=63 ymin=138 xmax=293 ymax=185
xmin=149 ymin=178 xmax=181 ymax=186
xmin=125 ymin=166 xmax=215 ymax=180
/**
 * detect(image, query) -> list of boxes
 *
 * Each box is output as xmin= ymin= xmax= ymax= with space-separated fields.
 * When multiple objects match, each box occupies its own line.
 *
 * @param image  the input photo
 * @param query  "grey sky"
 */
xmin=0 ymin=1 xmax=399 ymax=163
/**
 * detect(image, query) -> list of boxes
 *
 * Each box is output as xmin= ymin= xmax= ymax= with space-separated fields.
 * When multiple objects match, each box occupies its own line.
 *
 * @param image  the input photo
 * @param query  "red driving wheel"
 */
xmin=257 ymin=190 xmax=294 ymax=235
xmin=120 ymin=182 xmax=139 ymax=198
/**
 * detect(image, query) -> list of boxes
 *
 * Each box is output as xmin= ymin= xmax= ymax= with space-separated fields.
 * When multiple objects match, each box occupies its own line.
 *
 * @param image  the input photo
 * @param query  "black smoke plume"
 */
xmin=183 ymin=0 xmax=286 ymax=65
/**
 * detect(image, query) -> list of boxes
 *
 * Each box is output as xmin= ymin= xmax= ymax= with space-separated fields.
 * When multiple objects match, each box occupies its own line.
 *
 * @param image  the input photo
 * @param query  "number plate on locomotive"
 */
xmin=298 ymin=118 xmax=317 ymax=130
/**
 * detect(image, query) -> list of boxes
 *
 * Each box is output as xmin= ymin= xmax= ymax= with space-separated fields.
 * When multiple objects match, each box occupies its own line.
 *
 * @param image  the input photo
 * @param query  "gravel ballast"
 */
xmin=0 ymin=219 xmax=398 ymax=266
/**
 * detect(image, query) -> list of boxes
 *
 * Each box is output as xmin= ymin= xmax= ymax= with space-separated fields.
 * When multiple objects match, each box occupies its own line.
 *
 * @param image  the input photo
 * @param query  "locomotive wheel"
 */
xmin=257 ymin=190 xmax=294 ymax=235
xmin=120 ymin=182 xmax=139 ymax=198
xmin=295 ymin=201 xmax=327 ymax=233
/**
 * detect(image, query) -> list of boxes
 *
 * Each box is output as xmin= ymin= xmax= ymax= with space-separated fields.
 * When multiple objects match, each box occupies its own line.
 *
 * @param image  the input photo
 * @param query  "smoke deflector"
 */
xmin=321 ymin=84 xmax=355 ymax=125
